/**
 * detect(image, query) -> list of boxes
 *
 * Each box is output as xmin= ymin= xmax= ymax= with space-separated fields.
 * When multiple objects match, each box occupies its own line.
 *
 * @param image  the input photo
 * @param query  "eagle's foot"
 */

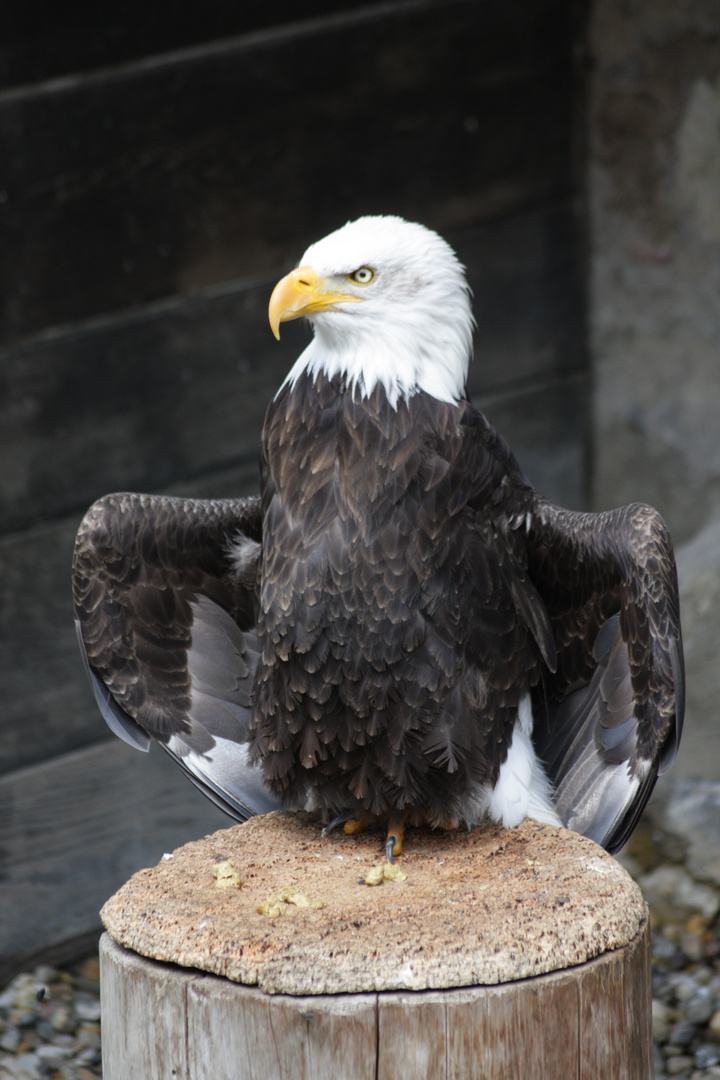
xmin=385 ymin=817 xmax=405 ymax=864
xmin=321 ymin=813 xmax=351 ymax=838
xmin=343 ymin=813 xmax=371 ymax=836
xmin=340 ymin=812 xmax=405 ymax=862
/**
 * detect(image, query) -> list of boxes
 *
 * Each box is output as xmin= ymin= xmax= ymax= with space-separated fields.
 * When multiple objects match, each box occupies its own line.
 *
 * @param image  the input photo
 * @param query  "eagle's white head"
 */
xmin=269 ymin=216 xmax=474 ymax=408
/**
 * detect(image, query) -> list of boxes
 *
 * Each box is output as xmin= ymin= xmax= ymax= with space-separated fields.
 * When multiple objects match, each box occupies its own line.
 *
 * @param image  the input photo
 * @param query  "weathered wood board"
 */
xmin=0 ymin=739 xmax=228 ymax=986
xmin=0 ymin=1 xmax=341 ymax=88
xmin=1 ymin=1 xmax=579 ymax=343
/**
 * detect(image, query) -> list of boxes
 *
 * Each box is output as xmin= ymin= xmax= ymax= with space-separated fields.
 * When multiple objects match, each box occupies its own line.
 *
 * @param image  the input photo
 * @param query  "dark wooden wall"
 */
xmin=0 ymin=0 xmax=588 ymax=981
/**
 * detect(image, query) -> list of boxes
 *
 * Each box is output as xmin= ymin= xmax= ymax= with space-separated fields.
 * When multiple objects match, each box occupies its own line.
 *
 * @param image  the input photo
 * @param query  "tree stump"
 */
xmin=99 ymin=812 xmax=652 ymax=1079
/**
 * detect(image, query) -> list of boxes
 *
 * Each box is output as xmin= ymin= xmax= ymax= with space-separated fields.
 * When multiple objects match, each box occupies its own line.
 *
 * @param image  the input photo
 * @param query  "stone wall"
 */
xmin=589 ymin=0 xmax=720 ymax=778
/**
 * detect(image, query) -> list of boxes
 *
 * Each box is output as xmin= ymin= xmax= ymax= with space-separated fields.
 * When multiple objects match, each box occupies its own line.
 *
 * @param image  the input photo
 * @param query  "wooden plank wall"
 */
xmin=0 ymin=0 xmax=588 ymax=981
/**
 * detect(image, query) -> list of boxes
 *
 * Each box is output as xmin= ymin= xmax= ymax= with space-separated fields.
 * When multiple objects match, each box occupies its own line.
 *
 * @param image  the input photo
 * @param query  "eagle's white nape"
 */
xmin=487 ymin=695 xmax=561 ymax=829
xmin=280 ymin=215 xmax=474 ymax=408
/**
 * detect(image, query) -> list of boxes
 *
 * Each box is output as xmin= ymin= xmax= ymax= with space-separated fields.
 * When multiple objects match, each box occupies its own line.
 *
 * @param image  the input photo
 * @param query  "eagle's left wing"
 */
xmin=72 ymin=492 xmax=281 ymax=821
xmin=525 ymin=498 xmax=684 ymax=853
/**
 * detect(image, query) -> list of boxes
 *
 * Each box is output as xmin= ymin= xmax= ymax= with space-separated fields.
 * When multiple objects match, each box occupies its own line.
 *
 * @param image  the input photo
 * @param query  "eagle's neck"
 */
xmin=279 ymin=307 xmax=472 ymax=410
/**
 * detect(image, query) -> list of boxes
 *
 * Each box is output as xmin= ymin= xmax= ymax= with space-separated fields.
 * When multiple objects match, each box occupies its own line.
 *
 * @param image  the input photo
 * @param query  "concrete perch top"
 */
xmin=100 ymin=811 xmax=646 ymax=996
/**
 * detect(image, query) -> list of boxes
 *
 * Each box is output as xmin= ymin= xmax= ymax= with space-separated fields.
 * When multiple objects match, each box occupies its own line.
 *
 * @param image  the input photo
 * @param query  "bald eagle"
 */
xmin=72 ymin=216 xmax=684 ymax=861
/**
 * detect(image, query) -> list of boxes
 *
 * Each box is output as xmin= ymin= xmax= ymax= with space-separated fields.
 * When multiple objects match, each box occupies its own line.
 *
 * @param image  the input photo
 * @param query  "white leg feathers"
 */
xmin=488 ymin=694 xmax=562 ymax=829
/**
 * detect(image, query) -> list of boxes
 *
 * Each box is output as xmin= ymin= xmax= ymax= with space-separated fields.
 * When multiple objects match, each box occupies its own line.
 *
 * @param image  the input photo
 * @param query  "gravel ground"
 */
xmin=616 ymin=779 xmax=720 ymax=1080
xmin=0 ymin=957 xmax=101 ymax=1079
xmin=2 ymin=780 xmax=719 ymax=1078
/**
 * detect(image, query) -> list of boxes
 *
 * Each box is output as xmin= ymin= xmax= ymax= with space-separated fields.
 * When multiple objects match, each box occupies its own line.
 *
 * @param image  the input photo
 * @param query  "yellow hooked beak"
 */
xmin=268 ymin=266 xmax=363 ymax=340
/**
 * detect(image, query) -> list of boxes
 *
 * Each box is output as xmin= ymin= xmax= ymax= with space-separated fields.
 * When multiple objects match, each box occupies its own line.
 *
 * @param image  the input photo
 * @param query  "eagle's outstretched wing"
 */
xmin=526 ymin=498 xmax=684 ymax=853
xmin=72 ymin=492 xmax=281 ymax=820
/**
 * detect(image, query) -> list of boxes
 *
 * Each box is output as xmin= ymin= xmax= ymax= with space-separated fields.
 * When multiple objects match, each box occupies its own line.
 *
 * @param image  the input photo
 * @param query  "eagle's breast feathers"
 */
xmin=249 ymin=369 xmax=547 ymax=826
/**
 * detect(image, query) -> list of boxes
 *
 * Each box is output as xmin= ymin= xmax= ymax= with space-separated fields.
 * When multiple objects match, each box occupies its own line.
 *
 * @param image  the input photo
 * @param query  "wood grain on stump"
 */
xmin=100 ymin=811 xmax=652 ymax=1078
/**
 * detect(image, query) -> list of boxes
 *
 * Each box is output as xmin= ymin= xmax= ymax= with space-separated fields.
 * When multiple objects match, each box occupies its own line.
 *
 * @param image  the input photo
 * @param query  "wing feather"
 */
xmin=527 ymin=499 xmax=684 ymax=852
xmin=72 ymin=492 xmax=282 ymax=820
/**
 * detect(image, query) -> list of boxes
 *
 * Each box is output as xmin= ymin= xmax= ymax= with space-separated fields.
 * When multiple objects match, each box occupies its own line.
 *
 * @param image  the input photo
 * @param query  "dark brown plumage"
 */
xmin=72 ymin=216 xmax=684 ymax=855
xmin=251 ymin=370 xmax=550 ymax=825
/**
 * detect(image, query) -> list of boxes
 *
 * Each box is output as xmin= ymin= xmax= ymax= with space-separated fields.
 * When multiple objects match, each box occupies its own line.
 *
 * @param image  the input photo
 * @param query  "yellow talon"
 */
xmin=339 ymin=812 xmax=407 ymax=862
xmin=343 ymin=814 xmax=370 ymax=836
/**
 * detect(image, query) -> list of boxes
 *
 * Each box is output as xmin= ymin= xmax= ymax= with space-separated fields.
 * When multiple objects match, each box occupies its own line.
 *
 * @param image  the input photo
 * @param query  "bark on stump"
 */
xmin=99 ymin=811 xmax=652 ymax=1079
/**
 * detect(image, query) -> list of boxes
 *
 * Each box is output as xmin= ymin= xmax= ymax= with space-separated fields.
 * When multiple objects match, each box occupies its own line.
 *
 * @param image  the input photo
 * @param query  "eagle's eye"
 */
xmin=349 ymin=266 xmax=376 ymax=285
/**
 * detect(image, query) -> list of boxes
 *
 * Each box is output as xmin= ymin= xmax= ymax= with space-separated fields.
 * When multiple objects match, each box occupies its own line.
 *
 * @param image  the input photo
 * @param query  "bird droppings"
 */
xmin=100 ymin=811 xmax=646 ymax=995
xmin=365 ymin=863 xmax=408 ymax=886
xmin=212 ymin=859 xmax=243 ymax=888
xmin=257 ymin=898 xmax=283 ymax=918
xmin=256 ymin=885 xmax=325 ymax=917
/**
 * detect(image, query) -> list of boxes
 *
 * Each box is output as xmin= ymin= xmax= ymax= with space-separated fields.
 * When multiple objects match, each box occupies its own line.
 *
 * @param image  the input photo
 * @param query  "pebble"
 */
xmin=696 ymin=1045 xmax=720 ymax=1070
xmin=0 ymin=1030 xmax=20 ymax=1055
xmin=666 ymin=1054 xmax=694 ymax=1075
xmin=654 ymin=998 xmax=674 ymax=1042
xmin=0 ymin=958 xmax=101 ymax=1080
xmin=670 ymin=1020 xmax=697 ymax=1047
xmin=639 ymin=864 xmax=720 ymax=923
xmin=670 ymin=973 xmax=703 ymax=1004
xmin=681 ymin=931 xmax=706 ymax=963
xmin=687 ymin=987 xmax=715 ymax=1025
